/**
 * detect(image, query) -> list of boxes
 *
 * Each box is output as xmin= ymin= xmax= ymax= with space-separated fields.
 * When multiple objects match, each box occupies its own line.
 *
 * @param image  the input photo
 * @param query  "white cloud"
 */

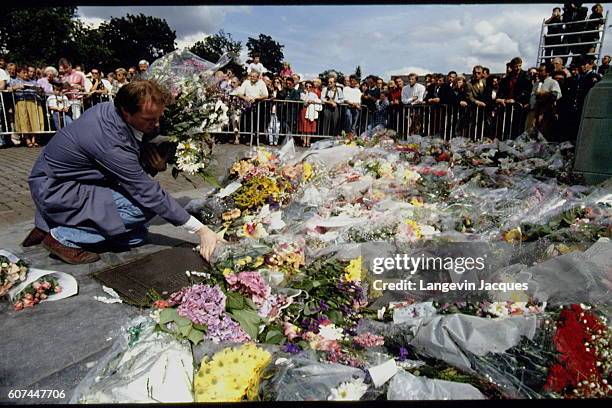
xmin=79 ymin=16 xmax=105 ymax=28
xmin=384 ymin=66 xmax=432 ymax=77
xmin=176 ymin=32 xmax=210 ymax=50
xmin=469 ymin=32 xmax=520 ymax=57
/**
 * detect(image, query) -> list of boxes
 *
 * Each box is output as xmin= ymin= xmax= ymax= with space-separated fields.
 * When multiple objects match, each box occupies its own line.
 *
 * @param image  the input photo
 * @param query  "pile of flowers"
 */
xmin=0 ymin=255 xmax=27 ymax=297
xmin=13 ymin=277 xmax=61 ymax=311
xmin=194 ymin=343 xmax=271 ymax=402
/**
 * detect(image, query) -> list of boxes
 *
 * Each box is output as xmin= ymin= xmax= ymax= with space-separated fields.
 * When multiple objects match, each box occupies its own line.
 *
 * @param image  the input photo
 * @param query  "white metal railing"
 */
xmin=0 ymin=90 xmax=112 ymax=137
xmin=214 ymin=99 xmax=527 ymax=145
xmin=537 ymin=10 xmax=608 ymax=64
xmin=0 ymin=92 xmax=527 ymax=145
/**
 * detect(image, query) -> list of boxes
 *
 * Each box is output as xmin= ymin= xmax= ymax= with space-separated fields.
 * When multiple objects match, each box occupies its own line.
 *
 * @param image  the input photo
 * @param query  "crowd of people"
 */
xmin=0 ymin=2 xmax=608 ymax=149
xmin=0 ymin=57 xmax=150 ymax=147
xmin=217 ymin=52 xmax=607 ymax=145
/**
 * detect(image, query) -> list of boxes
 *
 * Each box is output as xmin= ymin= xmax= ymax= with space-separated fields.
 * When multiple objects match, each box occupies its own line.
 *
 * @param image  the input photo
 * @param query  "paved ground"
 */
xmin=0 ymin=140 xmax=305 ymax=404
xmin=0 ymin=143 xmax=248 ymax=227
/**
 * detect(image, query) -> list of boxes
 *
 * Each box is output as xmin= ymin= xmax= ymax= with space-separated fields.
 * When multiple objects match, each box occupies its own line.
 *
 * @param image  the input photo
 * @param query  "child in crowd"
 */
xmin=47 ymin=81 xmax=72 ymax=131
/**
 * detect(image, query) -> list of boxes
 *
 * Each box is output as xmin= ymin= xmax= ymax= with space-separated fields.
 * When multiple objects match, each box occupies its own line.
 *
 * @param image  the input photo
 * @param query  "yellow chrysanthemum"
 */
xmin=303 ymin=162 xmax=313 ymax=181
xmin=410 ymin=198 xmax=424 ymax=207
xmin=404 ymin=219 xmax=423 ymax=239
xmin=194 ymin=343 xmax=271 ymax=402
xmin=502 ymin=227 xmax=523 ymax=243
xmin=222 ymin=268 xmax=233 ymax=277
xmin=343 ymin=256 xmax=363 ymax=282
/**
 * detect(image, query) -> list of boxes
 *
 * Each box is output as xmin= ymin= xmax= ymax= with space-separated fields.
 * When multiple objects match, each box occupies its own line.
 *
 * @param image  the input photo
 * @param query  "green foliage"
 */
xmin=157 ymin=308 xmax=206 ymax=345
xmin=0 ymin=7 xmax=79 ymax=66
xmin=246 ymin=34 xmax=285 ymax=75
xmin=97 ymin=13 xmax=177 ymax=73
xmin=0 ymin=8 xmax=175 ymax=75
xmin=318 ymin=69 xmax=345 ymax=85
xmin=225 ymin=291 xmax=263 ymax=341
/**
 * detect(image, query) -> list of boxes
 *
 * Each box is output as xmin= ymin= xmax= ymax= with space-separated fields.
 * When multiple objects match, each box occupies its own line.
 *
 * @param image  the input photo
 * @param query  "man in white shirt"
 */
xmin=231 ymin=70 xmax=269 ymax=103
xmin=401 ymin=73 xmax=426 ymax=105
xmin=246 ymin=54 xmax=267 ymax=75
xmin=528 ymin=63 xmax=562 ymax=140
xmin=343 ymin=74 xmax=362 ymax=134
xmin=0 ymin=56 xmax=9 ymax=89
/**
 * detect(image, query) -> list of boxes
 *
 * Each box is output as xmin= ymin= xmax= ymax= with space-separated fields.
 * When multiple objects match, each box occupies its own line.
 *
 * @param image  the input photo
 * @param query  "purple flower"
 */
xmin=397 ymin=346 xmax=410 ymax=362
xmin=319 ymin=300 xmax=330 ymax=312
xmin=300 ymin=317 xmax=320 ymax=333
xmin=168 ymin=284 xmax=250 ymax=343
xmin=283 ymin=343 xmax=301 ymax=354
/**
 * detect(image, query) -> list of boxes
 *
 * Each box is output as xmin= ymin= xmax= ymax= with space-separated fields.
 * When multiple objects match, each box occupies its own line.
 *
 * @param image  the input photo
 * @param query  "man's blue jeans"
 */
xmin=344 ymin=107 xmax=360 ymax=134
xmin=50 ymin=191 xmax=154 ymax=249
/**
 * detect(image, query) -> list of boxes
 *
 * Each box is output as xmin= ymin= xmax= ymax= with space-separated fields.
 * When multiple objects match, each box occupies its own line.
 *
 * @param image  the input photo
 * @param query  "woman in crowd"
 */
xmin=280 ymin=62 xmax=293 ymax=78
xmin=228 ymin=76 xmax=251 ymax=145
xmin=451 ymin=75 xmax=470 ymax=137
xmin=111 ymin=68 xmax=129 ymax=96
xmin=312 ymin=77 xmax=323 ymax=98
xmin=482 ymin=75 xmax=501 ymax=138
xmin=321 ymin=76 xmax=344 ymax=136
xmin=85 ymin=68 xmax=111 ymax=107
xmin=36 ymin=67 xmax=57 ymax=94
xmin=298 ymin=80 xmax=321 ymax=147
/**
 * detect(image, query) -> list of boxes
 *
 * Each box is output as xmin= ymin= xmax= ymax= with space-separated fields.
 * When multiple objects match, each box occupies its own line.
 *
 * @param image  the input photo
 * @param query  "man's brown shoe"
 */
xmin=21 ymin=227 xmax=48 ymax=247
xmin=42 ymin=234 xmax=100 ymax=264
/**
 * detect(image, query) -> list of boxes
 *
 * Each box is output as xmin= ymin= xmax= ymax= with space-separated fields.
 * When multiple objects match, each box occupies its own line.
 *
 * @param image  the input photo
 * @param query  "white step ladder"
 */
xmin=536 ymin=10 xmax=609 ymax=65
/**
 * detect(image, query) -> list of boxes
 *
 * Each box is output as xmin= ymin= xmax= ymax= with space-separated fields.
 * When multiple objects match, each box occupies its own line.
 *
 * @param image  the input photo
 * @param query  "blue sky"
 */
xmin=78 ymin=4 xmax=612 ymax=79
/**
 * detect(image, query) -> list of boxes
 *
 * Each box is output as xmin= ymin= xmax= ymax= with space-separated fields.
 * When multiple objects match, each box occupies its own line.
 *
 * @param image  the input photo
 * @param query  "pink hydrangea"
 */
xmin=225 ymin=271 xmax=271 ymax=307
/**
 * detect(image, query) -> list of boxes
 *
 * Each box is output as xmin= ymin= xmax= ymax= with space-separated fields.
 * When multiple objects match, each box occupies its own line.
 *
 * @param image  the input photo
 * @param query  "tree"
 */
xmin=0 ymin=7 xmax=78 ymax=66
xmin=189 ymin=30 xmax=245 ymax=78
xmin=98 ymin=13 xmax=177 ymax=73
xmin=318 ymin=69 xmax=345 ymax=85
xmin=354 ymin=65 xmax=362 ymax=80
xmin=68 ymin=21 xmax=113 ymax=72
xmin=246 ymin=34 xmax=285 ymax=75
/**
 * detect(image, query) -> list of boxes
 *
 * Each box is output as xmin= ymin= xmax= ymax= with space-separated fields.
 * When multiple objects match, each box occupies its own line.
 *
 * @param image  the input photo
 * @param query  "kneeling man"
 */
xmin=23 ymin=80 xmax=219 ymax=264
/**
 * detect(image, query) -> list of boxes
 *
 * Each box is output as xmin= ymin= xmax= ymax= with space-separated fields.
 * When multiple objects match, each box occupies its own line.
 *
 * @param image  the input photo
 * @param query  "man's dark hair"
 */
xmin=447 ymin=70 xmax=457 ymax=76
xmin=58 ymin=58 xmax=71 ymax=67
xmin=486 ymin=74 xmax=500 ymax=87
xmin=552 ymin=70 xmax=567 ymax=78
xmin=349 ymin=74 xmax=357 ymax=81
xmin=114 ymin=79 xmax=173 ymax=114
xmin=539 ymin=63 xmax=554 ymax=74
xmin=553 ymin=6 xmax=561 ymax=12
xmin=482 ymin=67 xmax=490 ymax=75
xmin=509 ymin=57 xmax=523 ymax=66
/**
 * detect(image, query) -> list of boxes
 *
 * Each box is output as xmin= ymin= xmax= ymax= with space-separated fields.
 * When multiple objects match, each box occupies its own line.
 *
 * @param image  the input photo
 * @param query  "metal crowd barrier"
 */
xmin=215 ymin=98 xmax=527 ymax=145
xmin=0 ymin=90 xmax=113 ymax=137
xmin=0 ymin=90 xmax=526 ymax=144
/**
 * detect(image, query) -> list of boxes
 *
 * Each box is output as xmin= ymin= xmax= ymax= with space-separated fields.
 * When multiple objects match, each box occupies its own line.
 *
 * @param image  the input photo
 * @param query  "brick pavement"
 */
xmin=0 ymin=143 xmax=255 ymax=227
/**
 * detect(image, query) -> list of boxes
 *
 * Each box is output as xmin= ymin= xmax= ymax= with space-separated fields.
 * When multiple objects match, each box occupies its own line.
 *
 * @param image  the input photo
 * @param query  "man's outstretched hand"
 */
xmin=197 ymin=226 xmax=221 ymax=262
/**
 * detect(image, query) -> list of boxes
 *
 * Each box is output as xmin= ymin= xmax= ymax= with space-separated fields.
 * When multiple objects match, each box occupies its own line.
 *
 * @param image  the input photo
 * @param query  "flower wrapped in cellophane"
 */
xmin=147 ymin=49 xmax=234 ymax=182
xmin=194 ymin=343 xmax=272 ymax=402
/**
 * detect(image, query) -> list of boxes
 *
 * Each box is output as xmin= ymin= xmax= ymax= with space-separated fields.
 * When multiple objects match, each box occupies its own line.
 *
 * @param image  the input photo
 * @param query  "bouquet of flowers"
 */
xmin=12 ymin=276 xmax=61 ymax=311
xmin=0 ymin=254 xmax=27 ymax=297
xmin=147 ymin=49 xmax=231 ymax=182
xmin=194 ymin=343 xmax=272 ymax=402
